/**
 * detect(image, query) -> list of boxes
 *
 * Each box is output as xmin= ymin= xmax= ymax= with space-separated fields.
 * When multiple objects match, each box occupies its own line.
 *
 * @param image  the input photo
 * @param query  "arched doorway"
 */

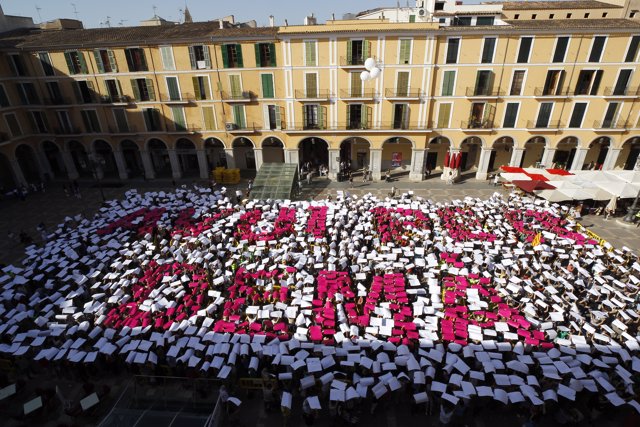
xmin=426 ymin=137 xmax=451 ymax=177
xmin=148 ymin=139 xmax=172 ymax=178
xmin=382 ymin=137 xmax=412 ymax=177
xmin=68 ymin=141 xmax=91 ymax=178
xmin=553 ymin=137 xmax=578 ymax=170
xmin=262 ymin=137 xmax=285 ymax=163
xmin=299 ymin=137 xmax=328 ymax=169
xmin=121 ymin=140 xmax=144 ymax=178
xmin=520 ymin=137 xmax=545 ymax=168
xmin=0 ymin=153 xmax=16 ymax=190
xmin=176 ymin=138 xmax=199 ymax=177
xmin=42 ymin=141 xmax=66 ymax=179
xmin=93 ymin=140 xmax=118 ymax=178
xmin=232 ymin=138 xmax=256 ymax=170
xmin=15 ymin=144 xmax=41 ymax=182
xmin=489 ymin=137 xmax=514 ymax=172
xmin=460 ymin=137 xmax=483 ymax=171
xmin=340 ymin=137 xmax=370 ymax=171
xmin=616 ymin=137 xmax=640 ymax=170
xmin=585 ymin=137 xmax=610 ymax=170
xmin=205 ymin=138 xmax=226 ymax=169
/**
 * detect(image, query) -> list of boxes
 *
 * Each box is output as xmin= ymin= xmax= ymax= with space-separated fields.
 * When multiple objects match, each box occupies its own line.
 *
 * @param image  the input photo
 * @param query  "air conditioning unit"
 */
xmin=242 ymin=91 xmax=252 ymax=99
xmin=197 ymin=60 xmax=207 ymax=69
xmin=418 ymin=8 xmax=427 ymax=16
xmin=225 ymin=122 xmax=237 ymax=131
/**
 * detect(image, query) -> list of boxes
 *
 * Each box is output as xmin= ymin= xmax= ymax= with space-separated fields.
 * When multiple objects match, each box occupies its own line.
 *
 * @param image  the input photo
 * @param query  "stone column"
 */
xmin=475 ymin=148 xmax=493 ymax=180
xmin=409 ymin=148 xmax=426 ymax=181
xmin=113 ymin=149 xmax=129 ymax=180
xmin=87 ymin=150 xmax=105 ymax=180
xmin=254 ymin=148 xmax=264 ymax=172
xmin=61 ymin=149 xmax=79 ymax=180
xmin=328 ymin=148 xmax=340 ymax=180
xmin=140 ymin=150 xmax=155 ymax=180
xmin=196 ymin=149 xmax=209 ymax=179
xmin=168 ymin=150 xmax=182 ymax=179
xmin=569 ymin=147 xmax=589 ymax=172
xmin=284 ymin=149 xmax=299 ymax=166
xmin=224 ymin=148 xmax=236 ymax=169
xmin=370 ymin=148 xmax=382 ymax=181
xmin=540 ymin=147 xmax=556 ymax=168
xmin=9 ymin=158 xmax=27 ymax=187
xmin=35 ymin=149 xmax=53 ymax=180
xmin=601 ymin=148 xmax=621 ymax=171
xmin=509 ymin=147 xmax=525 ymax=167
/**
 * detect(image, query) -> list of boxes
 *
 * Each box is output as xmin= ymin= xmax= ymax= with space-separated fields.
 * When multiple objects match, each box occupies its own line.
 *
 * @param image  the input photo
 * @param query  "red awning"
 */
xmin=525 ymin=173 xmax=549 ymax=181
xmin=546 ymin=169 xmax=573 ymax=176
xmin=500 ymin=166 xmax=525 ymax=173
xmin=512 ymin=180 xmax=556 ymax=193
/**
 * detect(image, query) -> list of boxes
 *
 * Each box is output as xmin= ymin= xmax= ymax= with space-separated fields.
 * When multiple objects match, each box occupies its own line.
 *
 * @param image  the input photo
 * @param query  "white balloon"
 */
xmin=364 ymin=57 xmax=376 ymax=71
xmin=360 ymin=71 xmax=371 ymax=81
xmin=369 ymin=67 xmax=381 ymax=79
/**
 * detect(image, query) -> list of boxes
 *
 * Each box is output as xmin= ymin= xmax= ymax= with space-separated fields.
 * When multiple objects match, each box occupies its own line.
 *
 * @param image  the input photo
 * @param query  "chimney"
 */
xmin=331 ymin=13 xmax=335 ymax=21
xmin=219 ymin=19 xmax=224 ymax=29
xmin=284 ymin=19 xmax=288 ymax=26
xmin=269 ymin=15 xmax=275 ymax=27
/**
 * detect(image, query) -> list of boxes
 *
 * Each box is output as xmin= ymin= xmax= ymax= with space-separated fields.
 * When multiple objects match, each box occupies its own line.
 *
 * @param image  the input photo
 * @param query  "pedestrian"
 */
xmin=247 ymin=179 xmax=253 ymax=196
xmin=385 ymin=169 xmax=391 ymax=182
xmin=307 ymin=171 xmax=313 ymax=185
xmin=362 ymin=166 xmax=369 ymax=183
xmin=235 ymin=190 xmax=243 ymax=204
xmin=302 ymin=396 xmax=318 ymax=426
xmin=349 ymin=172 xmax=354 ymax=188
xmin=635 ymin=210 xmax=640 ymax=227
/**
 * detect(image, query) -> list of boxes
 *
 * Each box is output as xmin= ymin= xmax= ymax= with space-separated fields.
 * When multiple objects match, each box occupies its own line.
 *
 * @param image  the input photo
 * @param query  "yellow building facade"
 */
xmin=0 ymin=8 xmax=639 ymax=187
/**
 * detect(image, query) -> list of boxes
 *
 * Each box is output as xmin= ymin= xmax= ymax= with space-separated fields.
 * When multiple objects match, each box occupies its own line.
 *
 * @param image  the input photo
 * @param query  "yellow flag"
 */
xmin=532 ymin=232 xmax=542 ymax=247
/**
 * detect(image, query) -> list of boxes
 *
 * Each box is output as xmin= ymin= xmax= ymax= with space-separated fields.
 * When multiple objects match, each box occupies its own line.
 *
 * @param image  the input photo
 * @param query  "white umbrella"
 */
xmin=557 ymin=188 xmax=596 ymax=201
xmin=595 ymin=181 xmax=640 ymax=198
xmin=577 ymin=181 xmax=615 ymax=201
xmin=534 ymin=189 xmax=572 ymax=202
xmin=501 ymin=172 xmax=530 ymax=182
xmin=604 ymin=170 xmax=640 ymax=184
xmin=606 ymin=196 xmax=617 ymax=213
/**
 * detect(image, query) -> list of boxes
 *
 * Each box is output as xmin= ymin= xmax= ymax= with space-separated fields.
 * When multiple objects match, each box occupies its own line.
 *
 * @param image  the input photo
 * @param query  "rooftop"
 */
xmin=494 ymin=1 xmax=623 ymax=10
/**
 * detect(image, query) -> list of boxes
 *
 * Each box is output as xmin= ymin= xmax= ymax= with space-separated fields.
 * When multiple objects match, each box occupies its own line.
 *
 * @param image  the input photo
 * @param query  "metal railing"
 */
xmin=461 ymin=120 xmax=494 ymax=129
xmin=377 ymin=121 xmax=429 ymax=130
xmin=339 ymin=89 xmax=376 ymax=99
xmin=43 ymin=96 xmax=72 ymax=105
xmin=603 ymin=86 xmax=640 ymax=96
xmin=100 ymin=94 xmax=133 ymax=104
xmin=593 ymin=120 xmax=629 ymax=129
xmin=533 ymin=87 xmax=570 ymax=97
xmin=221 ymin=91 xmax=255 ymax=101
xmin=160 ymin=93 xmax=196 ymax=102
xmin=226 ymin=121 xmax=258 ymax=132
xmin=385 ymin=87 xmax=422 ymax=98
xmin=465 ymin=87 xmax=504 ymax=97
xmin=53 ymin=127 xmax=83 ymax=135
xmin=108 ymin=126 xmax=139 ymax=134
xmin=339 ymin=56 xmax=366 ymax=66
xmin=294 ymin=89 xmax=332 ymax=99
xmin=526 ymin=120 xmax=563 ymax=129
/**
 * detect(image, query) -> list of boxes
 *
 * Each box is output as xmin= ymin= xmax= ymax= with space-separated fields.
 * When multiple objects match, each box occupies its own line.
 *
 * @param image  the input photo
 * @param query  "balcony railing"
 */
xmin=593 ymin=120 xmax=629 ymax=129
xmin=43 ymin=96 xmax=72 ymax=105
xmin=385 ymin=88 xmax=422 ymax=98
xmin=603 ymin=86 xmax=640 ymax=96
xmin=533 ymin=87 xmax=570 ymax=97
xmin=54 ymin=127 xmax=83 ymax=135
xmin=294 ymin=89 xmax=332 ymax=100
xmin=339 ymin=89 xmax=376 ymax=99
xmin=221 ymin=91 xmax=255 ymax=101
xmin=101 ymin=95 xmax=133 ymax=104
xmin=461 ymin=120 xmax=494 ymax=129
xmin=226 ymin=122 xmax=258 ymax=132
xmin=172 ymin=124 xmax=202 ymax=133
xmin=160 ymin=93 xmax=196 ymax=103
xmin=526 ymin=120 xmax=563 ymax=129
xmin=465 ymin=87 xmax=504 ymax=97
xmin=339 ymin=56 xmax=366 ymax=66
xmin=377 ymin=121 xmax=429 ymax=130
xmin=108 ymin=126 xmax=139 ymax=134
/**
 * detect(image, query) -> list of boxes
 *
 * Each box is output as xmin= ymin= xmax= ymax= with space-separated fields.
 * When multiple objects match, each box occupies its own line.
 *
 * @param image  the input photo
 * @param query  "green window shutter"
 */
xmin=274 ymin=105 xmax=282 ymax=129
xmin=94 ymin=50 xmax=105 ymax=73
xmin=203 ymin=46 xmax=211 ymax=68
xmin=188 ymin=46 xmax=197 ymax=69
xmin=305 ymin=41 xmax=316 ymax=66
xmin=230 ymin=75 xmax=241 ymax=96
xmin=347 ymin=41 xmax=353 ymax=63
xmin=64 ymin=52 xmax=75 ymax=74
xmin=306 ymin=73 xmax=318 ymax=97
xmin=107 ymin=49 xmax=118 ymax=72
xmin=77 ymin=52 xmax=88 ymax=73
xmin=233 ymin=105 xmax=246 ymax=128
xmin=365 ymin=106 xmax=373 ymax=128
xmin=319 ymin=106 xmax=327 ymax=128
xmin=442 ymin=71 xmax=455 ymax=96
xmin=192 ymin=76 xmax=201 ymax=99
xmin=474 ymin=71 xmax=481 ymax=93
xmin=399 ymin=40 xmax=411 ymax=64
xmin=254 ymin=44 xmax=261 ymax=67
xmin=483 ymin=103 xmax=496 ymax=124
xmin=116 ymin=80 xmax=123 ymax=97
xmin=364 ymin=41 xmax=371 ymax=60
xmin=202 ymin=106 xmax=215 ymax=130
xmin=125 ymin=49 xmax=134 ymax=71
xmin=351 ymin=72 xmax=362 ymax=96
xmin=269 ymin=43 xmax=277 ymax=67
xmin=167 ymin=77 xmax=180 ymax=100
xmin=171 ymin=107 xmax=186 ymax=131
xmin=409 ymin=15 xmax=416 ymax=23
xmin=202 ymin=77 xmax=210 ymax=100
xmin=145 ymin=79 xmax=155 ymax=101
xmin=437 ymin=103 xmax=451 ymax=128
xmin=221 ymin=45 xmax=229 ymax=68
xmin=261 ymin=74 xmax=274 ymax=98
xmin=235 ymin=44 xmax=244 ymax=67
xmin=140 ymin=50 xmax=148 ymax=71
xmin=130 ymin=79 xmax=141 ymax=101
xmin=346 ymin=105 xmax=351 ymax=126
xmin=160 ymin=46 xmax=175 ymax=70
xmin=397 ymin=72 xmax=409 ymax=95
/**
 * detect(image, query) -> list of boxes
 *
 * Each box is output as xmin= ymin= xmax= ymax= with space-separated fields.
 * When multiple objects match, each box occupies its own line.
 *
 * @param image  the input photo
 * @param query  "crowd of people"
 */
xmin=0 ymin=186 xmax=639 ymax=424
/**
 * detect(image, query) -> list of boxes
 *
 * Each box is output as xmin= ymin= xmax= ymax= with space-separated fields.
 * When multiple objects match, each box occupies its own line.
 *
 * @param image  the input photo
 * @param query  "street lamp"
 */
xmin=623 ymin=188 xmax=640 ymax=223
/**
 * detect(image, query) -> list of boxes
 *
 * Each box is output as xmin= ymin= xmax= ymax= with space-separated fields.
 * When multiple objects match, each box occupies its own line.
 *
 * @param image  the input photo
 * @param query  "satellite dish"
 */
xmin=364 ymin=57 xmax=377 ymax=71
xmin=369 ymin=67 xmax=381 ymax=79
xmin=360 ymin=71 xmax=371 ymax=81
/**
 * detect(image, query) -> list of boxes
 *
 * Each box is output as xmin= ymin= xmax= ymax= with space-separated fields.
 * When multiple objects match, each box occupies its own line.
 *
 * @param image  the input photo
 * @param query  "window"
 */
xmin=613 ymin=69 xmax=633 ymax=95
xmin=202 ymin=106 xmax=216 ymax=130
xmin=446 ymin=38 xmax=460 ymax=64
xmin=64 ymin=51 xmax=87 ymax=74
xmin=143 ymin=108 xmax=161 ymax=131
xmin=602 ymin=13 xmax=607 ymax=18
xmin=567 ymin=13 xmax=572 ymax=18
xmin=93 ymin=49 xmax=117 ymax=73
xmin=481 ymin=38 xmax=496 ymax=64
xmin=535 ymin=102 xmax=553 ymax=128
xmin=305 ymin=73 xmax=318 ymax=98
xmin=350 ymin=72 xmax=363 ymax=97
xmin=476 ymin=17 xmax=495 ymax=26
xmin=17 ymin=82 xmax=40 ymax=105
xmin=72 ymin=81 xmax=94 ymax=104
xmin=56 ymin=111 xmax=72 ymax=134
xmin=584 ymin=13 xmax=590 ymax=18
xmin=468 ymin=102 xmax=495 ymax=128
xmin=568 ymin=103 xmax=587 ymax=128
xmin=503 ymin=103 xmax=519 ymax=128
xmin=0 ymin=85 xmax=9 ymax=107
xmin=542 ymin=70 xmax=566 ymax=95
xmin=436 ymin=103 xmax=452 ymax=128
xmin=549 ymin=14 xmax=555 ymax=19
xmin=602 ymin=102 xmax=620 ymax=128
xmin=474 ymin=70 xmax=494 ymax=96
xmin=189 ymin=45 xmax=211 ymax=69
xmin=222 ymin=44 xmax=244 ymax=68
xmin=113 ymin=108 xmax=129 ymax=132
xmin=265 ymin=105 xmax=282 ymax=130
xmin=4 ymin=113 xmax=21 ymax=137
xmin=588 ymin=36 xmax=606 ymax=62
xmin=38 ymin=53 xmax=54 ymax=76
xmin=104 ymin=79 xmax=123 ymax=102
xmin=409 ymin=15 xmax=416 ymax=23
xmin=517 ymin=37 xmax=533 ymax=63
xmin=396 ymin=71 xmax=410 ymax=96
xmin=30 ymin=111 xmax=49 ymax=133
xmin=435 ymin=2 xmax=445 ymax=11
xmin=232 ymin=105 xmax=246 ymax=128
xmin=124 ymin=48 xmax=148 ymax=72
xmin=510 ymin=70 xmax=525 ymax=95
xmin=631 ymin=12 xmax=636 ymax=18
xmin=392 ymin=104 xmax=409 ymax=129
xmin=532 ymin=14 xmax=537 ymax=20
xmin=399 ymin=39 xmax=412 ymax=64
xmin=261 ymin=74 xmax=275 ymax=98
xmin=553 ymin=37 xmax=569 ymax=63
xmin=166 ymin=76 xmax=181 ymax=101
xmin=347 ymin=104 xmax=371 ymax=129
xmin=228 ymin=75 xmax=241 ymax=98
xmin=160 ymin=46 xmax=176 ymax=70
xmin=625 ymin=36 xmax=640 ymax=62
xmin=171 ymin=107 xmax=187 ymax=131
xmin=305 ymin=41 xmax=317 ymax=66
xmin=574 ymin=70 xmax=603 ymax=95
xmin=452 ymin=17 xmax=472 ymax=26
xmin=193 ymin=76 xmax=211 ymax=100
xmin=514 ymin=14 xmax=520 ymax=19
xmin=130 ymin=78 xmax=155 ymax=101
xmin=8 ymin=54 xmax=26 ymax=76
xmin=255 ymin=43 xmax=277 ymax=67
xmin=441 ymin=70 xmax=456 ymax=96
xmin=303 ymin=104 xmax=326 ymax=129
xmin=81 ymin=110 xmax=101 ymax=133
xmin=347 ymin=40 xmax=369 ymax=66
